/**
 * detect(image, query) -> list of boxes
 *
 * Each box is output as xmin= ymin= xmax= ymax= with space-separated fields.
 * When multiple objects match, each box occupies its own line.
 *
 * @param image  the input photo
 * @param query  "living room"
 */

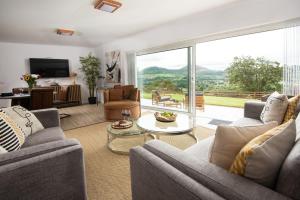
xmin=0 ymin=0 xmax=300 ymax=200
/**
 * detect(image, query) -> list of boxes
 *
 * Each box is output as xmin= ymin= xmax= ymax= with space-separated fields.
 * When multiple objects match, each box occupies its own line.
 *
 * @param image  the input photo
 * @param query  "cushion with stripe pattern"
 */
xmin=2 ymin=106 xmax=44 ymax=137
xmin=0 ymin=109 xmax=25 ymax=152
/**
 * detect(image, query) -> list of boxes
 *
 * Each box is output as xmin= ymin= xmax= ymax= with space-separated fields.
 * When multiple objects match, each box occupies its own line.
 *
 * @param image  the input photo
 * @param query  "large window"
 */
xmin=196 ymin=28 xmax=285 ymax=109
xmin=135 ymin=25 xmax=300 ymax=123
xmin=136 ymin=48 xmax=191 ymax=112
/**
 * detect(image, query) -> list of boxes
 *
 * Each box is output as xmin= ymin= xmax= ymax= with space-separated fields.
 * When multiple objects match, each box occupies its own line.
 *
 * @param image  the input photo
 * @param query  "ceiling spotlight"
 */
xmin=95 ymin=0 xmax=122 ymax=13
xmin=57 ymin=29 xmax=74 ymax=36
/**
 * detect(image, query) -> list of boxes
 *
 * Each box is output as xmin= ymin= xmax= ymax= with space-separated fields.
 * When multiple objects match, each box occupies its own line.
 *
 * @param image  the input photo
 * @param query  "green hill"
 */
xmin=139 ymin=66 xmax=225 ymax=80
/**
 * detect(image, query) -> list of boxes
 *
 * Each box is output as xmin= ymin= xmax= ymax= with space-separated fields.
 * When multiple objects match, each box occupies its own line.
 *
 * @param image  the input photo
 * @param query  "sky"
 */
xmin=136 ymin=28 xmax=285 ymax=71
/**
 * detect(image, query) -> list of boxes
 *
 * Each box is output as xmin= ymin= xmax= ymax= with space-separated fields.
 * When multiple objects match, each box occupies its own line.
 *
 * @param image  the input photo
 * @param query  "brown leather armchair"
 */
xmin=103 ymin=85 xmax=141 ymax=121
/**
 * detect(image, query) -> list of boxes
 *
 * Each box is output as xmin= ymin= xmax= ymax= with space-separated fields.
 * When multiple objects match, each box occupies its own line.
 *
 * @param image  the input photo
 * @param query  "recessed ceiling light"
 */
xmin=57 ymin=29 xmax=74 ymax=36
xmin=95 ymin=0 xmax=122 ymax=13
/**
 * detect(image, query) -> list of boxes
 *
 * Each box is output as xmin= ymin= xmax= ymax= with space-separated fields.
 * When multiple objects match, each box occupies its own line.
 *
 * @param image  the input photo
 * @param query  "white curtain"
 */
xmin=283 ymin=25 xmax=300 ymax=95
xmin=126 ymin=52 xmax=136 ymax=86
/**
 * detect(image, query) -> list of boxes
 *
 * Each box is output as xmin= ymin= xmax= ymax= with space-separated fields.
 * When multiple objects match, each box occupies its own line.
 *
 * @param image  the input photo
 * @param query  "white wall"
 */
xmin=0 ymin=42 xmax=94 ymax=107
xmin=95 ymin=0 xmax=300 ymax=84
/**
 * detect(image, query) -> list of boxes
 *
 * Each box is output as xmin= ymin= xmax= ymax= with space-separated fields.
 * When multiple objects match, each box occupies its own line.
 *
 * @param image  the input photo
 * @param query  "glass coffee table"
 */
xmin=136 ymin=113 xmax=196 ymax=141
xmin=107 ymin=121 xmax=151 ymax=154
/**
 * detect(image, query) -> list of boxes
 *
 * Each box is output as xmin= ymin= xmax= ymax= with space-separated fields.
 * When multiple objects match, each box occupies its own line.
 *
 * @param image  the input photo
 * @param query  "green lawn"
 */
xmin=204 ymin=96 xmax=250 ymax=108
xmin=142 ymin=92 xmax=253 ymax=108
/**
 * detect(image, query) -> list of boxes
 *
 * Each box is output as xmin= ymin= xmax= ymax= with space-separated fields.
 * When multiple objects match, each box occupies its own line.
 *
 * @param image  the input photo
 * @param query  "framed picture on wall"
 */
xmin=105 ymin=50 xmax=121 ymax=83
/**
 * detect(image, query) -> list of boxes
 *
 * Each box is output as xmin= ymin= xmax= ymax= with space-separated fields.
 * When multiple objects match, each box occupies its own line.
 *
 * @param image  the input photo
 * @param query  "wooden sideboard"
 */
xmin=11 ymin=84 xmax=82 ymax=110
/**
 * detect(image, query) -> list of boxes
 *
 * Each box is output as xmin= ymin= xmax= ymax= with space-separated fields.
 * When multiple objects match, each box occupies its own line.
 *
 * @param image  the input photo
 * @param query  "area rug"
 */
xmin=65 ymin=122 xmax=215 ymax=200
xmin=59 ymin=104 xmax=105 ymax=131
xmin=209 ymin=119 xmax=232 ymax=126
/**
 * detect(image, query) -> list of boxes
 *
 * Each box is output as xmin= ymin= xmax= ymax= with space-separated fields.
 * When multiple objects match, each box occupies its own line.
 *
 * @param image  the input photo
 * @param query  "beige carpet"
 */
xmin=59 ymin=104 xmax=105 ymax=131
xmin=65 ymin=122 xmax=215 ymax=200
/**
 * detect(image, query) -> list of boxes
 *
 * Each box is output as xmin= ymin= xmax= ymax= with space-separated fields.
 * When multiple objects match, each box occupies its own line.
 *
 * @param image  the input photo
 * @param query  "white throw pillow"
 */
xmin=2 ymin=106 xmax=44 ymax=137
xmin=260 ymin=92 xmax=288 ymax=124
xmin=209 ymin=121 xmax=278 ymax=170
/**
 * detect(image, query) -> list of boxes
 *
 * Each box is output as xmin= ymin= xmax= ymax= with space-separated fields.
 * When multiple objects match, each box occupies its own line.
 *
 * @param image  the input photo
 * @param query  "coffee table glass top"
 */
xmin=107 ymin=121 xmax=144 ymax=137
xmin=136 ymin=113 xmax=193 ymax=134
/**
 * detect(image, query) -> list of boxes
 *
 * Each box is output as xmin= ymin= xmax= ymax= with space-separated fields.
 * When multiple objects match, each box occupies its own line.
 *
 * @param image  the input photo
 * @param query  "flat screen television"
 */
xmin=29 ymin=58 xmax=70 ymax=78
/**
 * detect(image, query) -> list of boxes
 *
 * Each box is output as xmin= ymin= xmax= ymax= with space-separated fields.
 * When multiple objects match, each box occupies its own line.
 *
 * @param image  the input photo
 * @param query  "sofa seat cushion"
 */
xmin=184 ymin=136 xmax=214 ymax=161
xmin=22 ymin=127 xmax=65 ymax=148
xmin=231 ymin=117 xmax=263 ymax=126
xmin=104 ymin=100 xmax=140 ymax=109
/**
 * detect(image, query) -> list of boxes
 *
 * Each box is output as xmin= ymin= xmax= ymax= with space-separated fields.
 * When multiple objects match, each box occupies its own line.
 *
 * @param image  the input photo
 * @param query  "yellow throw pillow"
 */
xmin=283 ymin=95 xmax=300 ymax=123
xmin=229 ymin=120 xmax=296 ymax=188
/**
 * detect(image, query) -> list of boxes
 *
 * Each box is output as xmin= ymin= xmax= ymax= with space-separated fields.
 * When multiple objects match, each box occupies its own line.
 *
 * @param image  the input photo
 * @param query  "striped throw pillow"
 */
xmin=0 ymin=109 xmax=25 ymax=152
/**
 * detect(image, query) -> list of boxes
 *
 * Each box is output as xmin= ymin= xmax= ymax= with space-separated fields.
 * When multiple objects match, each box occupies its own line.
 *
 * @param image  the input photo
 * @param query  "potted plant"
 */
xmin=79 ymin=53 xmax=101 ymax=104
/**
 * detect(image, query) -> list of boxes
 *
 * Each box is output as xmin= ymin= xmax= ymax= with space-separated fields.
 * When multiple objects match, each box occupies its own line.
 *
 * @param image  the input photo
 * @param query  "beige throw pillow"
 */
xmin=229 ymin=120 xmax=296 ymax=188
xmin=260 ymin=92 xmax=288 ymax=124
xmin=209 ymin=121 xmax=278 ymax=170
xmin=2 ymin=106 xmax=44 ymax=137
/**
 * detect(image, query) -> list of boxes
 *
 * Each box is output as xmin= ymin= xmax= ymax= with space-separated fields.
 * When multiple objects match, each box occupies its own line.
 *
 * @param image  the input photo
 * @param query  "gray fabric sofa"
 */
xmin=130 ymin=101 xmax=300 ymax=200
xmin=0 ymin=108 xmax=87 ymax=200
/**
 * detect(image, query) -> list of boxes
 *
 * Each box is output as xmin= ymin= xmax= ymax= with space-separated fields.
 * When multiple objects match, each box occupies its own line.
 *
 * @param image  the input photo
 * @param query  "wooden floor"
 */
xmin=59 ymin=104 xmax=105 ymax=131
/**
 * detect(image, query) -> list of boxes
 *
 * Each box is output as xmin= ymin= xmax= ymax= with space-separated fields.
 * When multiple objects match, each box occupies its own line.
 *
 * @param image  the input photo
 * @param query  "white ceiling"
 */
xmin=0 ymin=0 xmax=238 ymax=47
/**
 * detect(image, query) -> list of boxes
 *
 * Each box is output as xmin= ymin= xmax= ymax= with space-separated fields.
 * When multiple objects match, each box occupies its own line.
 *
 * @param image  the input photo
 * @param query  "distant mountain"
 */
xmin=140 ymin=66 xmax=225 ymax=80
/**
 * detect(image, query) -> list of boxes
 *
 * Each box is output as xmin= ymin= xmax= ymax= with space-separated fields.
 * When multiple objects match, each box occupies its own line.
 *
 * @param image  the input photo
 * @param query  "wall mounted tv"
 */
xmin=29 ymin=58 xmax=70 ymax=78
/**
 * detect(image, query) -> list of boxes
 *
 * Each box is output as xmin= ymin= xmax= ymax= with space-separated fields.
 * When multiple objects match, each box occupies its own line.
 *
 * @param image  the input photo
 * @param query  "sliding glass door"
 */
xmin=136 ymin=48 xmax=192 ymax=112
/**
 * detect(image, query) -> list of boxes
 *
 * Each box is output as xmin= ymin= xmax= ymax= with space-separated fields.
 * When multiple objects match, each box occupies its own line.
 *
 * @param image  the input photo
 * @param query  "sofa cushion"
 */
xmin=276 ymin=138 xmax=300 ymax=200
xmin=209 ymin=122 xmax=277 ymax=170
xmin=109 ymin=88 xmax=123 ymax=101
xmin=184 ymin=136 xmax=214 ymax=161
xmin=231 ymin=117 xmax=263 ymax=126
xmin=104 ymin=100 xmax=140 ymax=109
xmin=230 ymin=120 xmax=296 ymax=188
xmin=129 ymin=88 xmax=138 ymax=101
xmin=260 ymin=92 xmax=288 ymax=124
xmin=0 ymin=109 xmax=25 ymax=152
xmin=122 ymin=85 xmax=134 ymax=99
xmin=283 ymin=95 xmax=300 ymax=123
xmin=22 ymin=127 xmax=65 ymax=148
xmin=2 ymin=106 xmax=44 ymax=137
xmin=0 ymin=146 xmax=7 ymax=154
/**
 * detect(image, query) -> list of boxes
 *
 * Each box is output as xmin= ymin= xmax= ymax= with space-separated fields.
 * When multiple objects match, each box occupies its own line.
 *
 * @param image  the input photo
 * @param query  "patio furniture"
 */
xmin=162 ymin=100 xmax=182 ymax=108
xmin=152 ymin=90 xmax=172 ymax=105
xmin=136 ymin=113 xmax=196 ymax=141
xmin=103 ymin=85 xmax=141 ymax=121
xmin=184 ymin=92 xmax=205 ymax=110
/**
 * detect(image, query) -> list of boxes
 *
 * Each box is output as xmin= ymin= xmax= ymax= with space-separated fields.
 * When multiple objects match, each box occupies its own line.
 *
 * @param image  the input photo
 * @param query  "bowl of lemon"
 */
xmin=154 ymin=112 xmax=177 ymax=122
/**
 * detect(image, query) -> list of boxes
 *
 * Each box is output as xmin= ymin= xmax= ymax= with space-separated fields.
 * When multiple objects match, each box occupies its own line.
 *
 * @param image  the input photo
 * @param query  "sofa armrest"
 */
xmin=130 ymin=147 xmax=224 ymax=200
xmin=0 ymin=139 xmax=79 ymax=165
xmin=244 ymin=101 xmax=265 ymax=120
xmin=143 ymin=140 xmax=290 ymax=200
xmin=0 ymin=139 xmax=86 ymax=200
xmin=32 ymin=108 xmax=60 ymax=128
